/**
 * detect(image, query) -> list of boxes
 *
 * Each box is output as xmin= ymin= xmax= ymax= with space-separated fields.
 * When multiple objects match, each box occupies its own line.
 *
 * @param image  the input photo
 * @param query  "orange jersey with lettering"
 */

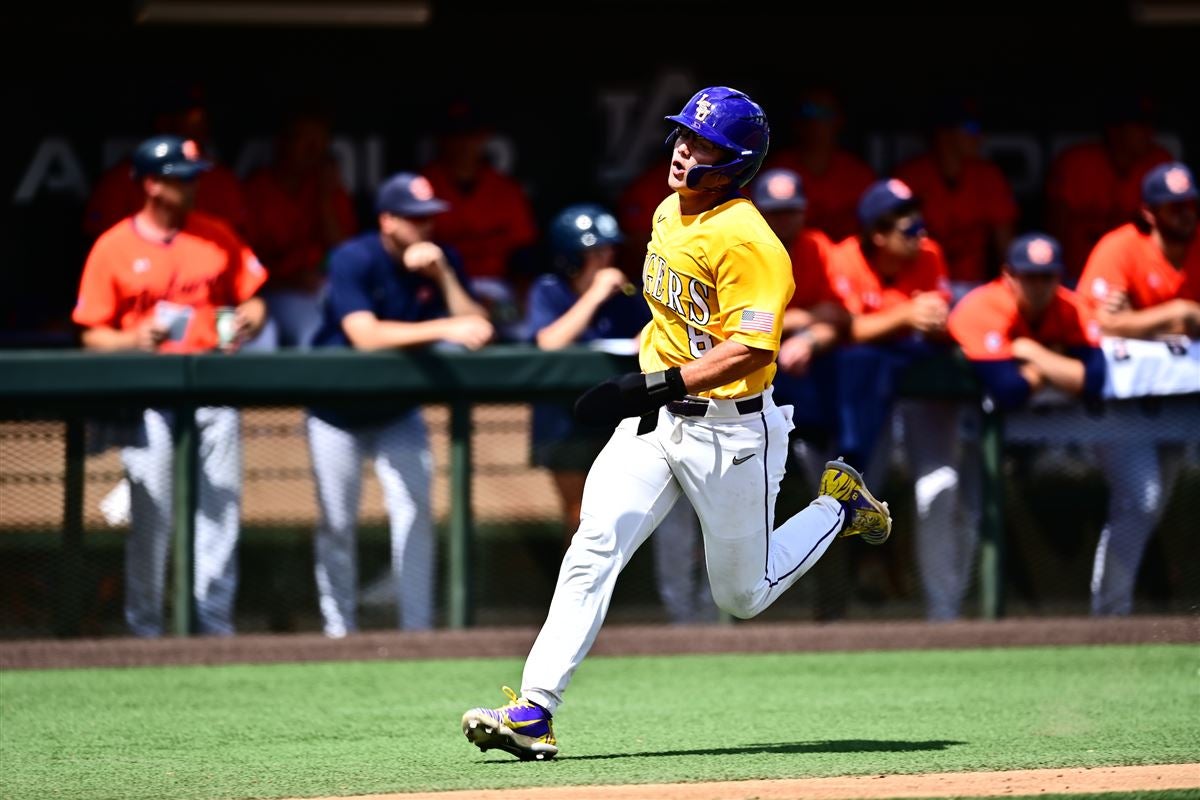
xmin=895 ymin=154 xmax=1017 ymax=284
xmin=827 ymin=237 xmax=951 ymax=316
xmin=948 ymin=279 xmax=1098 ymax=360
xmin=422 ymin=162 xmax=538 ymax=281
xmin=764 ymin=149 xmax=876 ymax=242
xmin=83 ymin=160 xmax=248 ymax=239
xmin=73 ymin=212 xmax=267 ymax=353
xmin=787 ymin=228 xmax=839 ymax=309
xmin=1046 ymin=141 xmax=1173 ymax=277
xmin=1077 ymin=223 xmax=1200 ymax=310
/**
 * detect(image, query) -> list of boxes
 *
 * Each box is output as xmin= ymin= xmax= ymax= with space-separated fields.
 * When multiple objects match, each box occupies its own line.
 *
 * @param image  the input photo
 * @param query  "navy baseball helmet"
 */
xmin=131 ymin=135 xmax=212 ymax=180
xmin=665 ymin=86 xmax=769 ymax=190
xmin=549 ymin=203 xmax=624 ymax=276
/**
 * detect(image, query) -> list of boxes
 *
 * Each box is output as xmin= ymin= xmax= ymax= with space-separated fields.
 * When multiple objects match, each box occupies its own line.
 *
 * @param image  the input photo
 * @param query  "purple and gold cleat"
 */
xmin=820 ymin=458 xmax=892 ymax=545
xmin=462 ymin=686 xmax=558 ymax=761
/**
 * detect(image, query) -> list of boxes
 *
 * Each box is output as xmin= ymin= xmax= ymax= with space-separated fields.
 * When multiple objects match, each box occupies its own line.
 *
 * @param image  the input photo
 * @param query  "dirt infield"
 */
xmin=284 ymin=764 xmax=1200 ymax=800
xmin=1 ymin=614 xmax=1195 ymax=670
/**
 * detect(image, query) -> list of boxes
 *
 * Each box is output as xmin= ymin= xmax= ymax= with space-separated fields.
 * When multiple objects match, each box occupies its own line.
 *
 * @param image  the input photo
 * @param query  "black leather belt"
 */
xmin=666 ymin=395 xmax=764 ymax=417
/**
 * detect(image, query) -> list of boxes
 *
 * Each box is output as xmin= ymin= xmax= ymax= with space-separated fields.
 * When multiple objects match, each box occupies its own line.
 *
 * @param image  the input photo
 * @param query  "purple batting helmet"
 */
xmin=665 ymin=86 xmax=770 ymax=190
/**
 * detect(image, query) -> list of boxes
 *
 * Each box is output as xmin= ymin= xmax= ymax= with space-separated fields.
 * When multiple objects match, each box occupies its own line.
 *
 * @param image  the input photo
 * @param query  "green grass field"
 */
xmin=2 ymin=644 xmax=1197 ymax=800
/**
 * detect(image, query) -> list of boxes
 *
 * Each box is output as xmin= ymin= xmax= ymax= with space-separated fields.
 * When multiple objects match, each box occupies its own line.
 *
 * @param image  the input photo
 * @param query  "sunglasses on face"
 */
xmin=895 ymin=217 xmax=926 ymax=238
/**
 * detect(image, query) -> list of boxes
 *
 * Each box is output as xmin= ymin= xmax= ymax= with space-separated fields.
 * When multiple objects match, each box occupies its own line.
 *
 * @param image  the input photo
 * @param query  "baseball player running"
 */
xmin=461 ymin=86 xmax=892 ymax=760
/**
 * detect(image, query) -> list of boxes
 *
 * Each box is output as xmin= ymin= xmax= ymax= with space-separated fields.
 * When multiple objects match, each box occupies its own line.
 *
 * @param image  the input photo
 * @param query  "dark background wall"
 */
xmin=3 ymin=4 xmax=1197 ymax=339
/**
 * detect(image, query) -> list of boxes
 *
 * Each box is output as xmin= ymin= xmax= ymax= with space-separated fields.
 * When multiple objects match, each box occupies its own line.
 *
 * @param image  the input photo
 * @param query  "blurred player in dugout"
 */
xmin=83 ymin=82 xmax=247 ymax=240
xmin=1045 ymin=93 xmax=1173 ymax=282
xmin=242 ymin=102 xmax=358 ymax=350
xmin=73 ymin=135 xmax=268 ymax=636
xmin=421 ymin=98 xmax=538 ymax=341
xmin=1075 ymin=161 xmax=1200 ymax=615
xmin=826 ymin=178 xmax=977 ymax=620
xmin=305 ymin=172 xmax=493 ymax=636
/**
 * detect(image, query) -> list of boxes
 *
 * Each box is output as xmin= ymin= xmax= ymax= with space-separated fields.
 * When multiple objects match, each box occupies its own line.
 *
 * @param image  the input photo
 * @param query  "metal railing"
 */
xmin=0 ymin=346 xmax=997 ymax=635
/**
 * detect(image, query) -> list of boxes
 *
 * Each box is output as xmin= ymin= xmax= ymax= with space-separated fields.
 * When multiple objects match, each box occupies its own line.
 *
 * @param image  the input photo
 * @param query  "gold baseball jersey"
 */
xmin=639 ymin=193 xmax=794 ymax=398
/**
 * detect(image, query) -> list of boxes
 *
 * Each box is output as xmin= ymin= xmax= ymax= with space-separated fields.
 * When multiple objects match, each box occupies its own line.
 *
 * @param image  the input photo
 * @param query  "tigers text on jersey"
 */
xmin=638 ymin=194 xmax=793 ymax=398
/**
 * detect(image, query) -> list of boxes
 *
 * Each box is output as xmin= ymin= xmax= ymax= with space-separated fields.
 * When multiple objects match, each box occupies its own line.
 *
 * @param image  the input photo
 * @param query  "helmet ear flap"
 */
xmin=664 ymin=87 xmax=769 ymax=190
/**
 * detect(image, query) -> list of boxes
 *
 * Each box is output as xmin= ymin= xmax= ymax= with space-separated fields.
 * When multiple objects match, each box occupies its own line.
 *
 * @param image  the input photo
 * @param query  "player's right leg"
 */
xmin=193 ymin=406 xmax=242 ymax=636
xmin=374 ymin=410 xmax=434 ymax=630
xmin=120 ymin=408 xmax=175 ymax=637
xmin=305 ymin=413 xmax=367 ymax=637
xmin=463 ymin=413 xmax=680 ymax=759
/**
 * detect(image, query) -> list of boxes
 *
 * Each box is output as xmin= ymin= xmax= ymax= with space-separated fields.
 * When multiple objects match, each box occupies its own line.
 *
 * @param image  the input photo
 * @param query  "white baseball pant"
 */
xmin=876 ymin=400 xmax=979 ymax=622
xmin=521 ymin=389 xmax=845 ymax=712
xmin=120 ymin=406 xmax=242 ymax=637
xmin=1090 ymin=441 xmax=1182 ymax=615
xmin=306 ymin=411 xmax=434 ymax=637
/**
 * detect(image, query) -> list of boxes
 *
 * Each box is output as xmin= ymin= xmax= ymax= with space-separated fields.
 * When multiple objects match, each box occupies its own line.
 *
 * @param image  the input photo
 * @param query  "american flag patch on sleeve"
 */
xmin=739 ymin=309 xmax=776 ymax=333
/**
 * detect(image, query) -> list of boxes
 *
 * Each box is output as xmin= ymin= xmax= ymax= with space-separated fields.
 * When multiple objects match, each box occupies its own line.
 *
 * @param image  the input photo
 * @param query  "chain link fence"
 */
xmin=1 ymin=396 xmax=1197 ymax=639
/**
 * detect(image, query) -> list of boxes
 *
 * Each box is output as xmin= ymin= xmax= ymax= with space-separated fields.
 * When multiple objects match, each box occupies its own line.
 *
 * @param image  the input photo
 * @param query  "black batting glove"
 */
xmin=574 ymin=367 xmax=687 ymax=426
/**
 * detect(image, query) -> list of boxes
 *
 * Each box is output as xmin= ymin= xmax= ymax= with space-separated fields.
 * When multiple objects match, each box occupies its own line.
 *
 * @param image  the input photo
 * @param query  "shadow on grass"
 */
xmin=505 ymin=739 xmax=965 ymax=762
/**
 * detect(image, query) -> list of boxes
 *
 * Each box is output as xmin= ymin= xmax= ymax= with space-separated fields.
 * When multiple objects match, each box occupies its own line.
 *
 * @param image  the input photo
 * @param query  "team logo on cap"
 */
xmin=410 ymin=176 xmax=435 ymax=201
xmin=984 ymin=331 xmax=1003 ymax=354
xmin=767 ymin=173 xmax=797 ymax=200
xmin=694 ymin=94 xmax=714 ymax=123
xmin=1165 ymin=167 xmax=1192 ymax=195
xmin=887 ymin=179 xmax=913 ymax=199
xmin=1027 ymin=238 xmax=1054 ymax=265
xmin=181 ymin=139 xmax=200 ymax=161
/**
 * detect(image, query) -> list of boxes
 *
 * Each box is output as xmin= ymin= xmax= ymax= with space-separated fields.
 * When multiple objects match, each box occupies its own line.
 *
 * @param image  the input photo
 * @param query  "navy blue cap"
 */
xmin=131 ymin=135 xmax=212 ymax=180
xmin=751 ymin=168 xmax=807 ymax=211
xmin=1141 ymin=162 xmax=1198 ymax=206
xmin=1006 ymin=233 xmax=1064 ymax=274
xmin=375 ymin=172 xmax=449 ymax=217
xmin=857 ymin=179 xmax=917 ymax=228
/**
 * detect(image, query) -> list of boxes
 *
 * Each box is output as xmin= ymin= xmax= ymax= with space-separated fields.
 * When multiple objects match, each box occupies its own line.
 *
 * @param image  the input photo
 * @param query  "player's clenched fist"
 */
xmin=402 ymin=241 xmax=449 ymax=279
xmin=574 ymin=367 xmax=687 ymax=426
xmin=585 ymin=267 xmax=633 ymax=301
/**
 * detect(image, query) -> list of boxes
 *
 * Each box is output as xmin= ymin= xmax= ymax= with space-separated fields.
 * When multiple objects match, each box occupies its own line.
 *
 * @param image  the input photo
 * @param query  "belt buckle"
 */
xmin=669 ymin=398 xmax=707 ymax=417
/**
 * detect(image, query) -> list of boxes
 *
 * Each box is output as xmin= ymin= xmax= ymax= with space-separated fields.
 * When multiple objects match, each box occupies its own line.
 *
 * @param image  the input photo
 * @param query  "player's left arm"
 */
xmin=678 ymin=339 xmax=775 ymax=392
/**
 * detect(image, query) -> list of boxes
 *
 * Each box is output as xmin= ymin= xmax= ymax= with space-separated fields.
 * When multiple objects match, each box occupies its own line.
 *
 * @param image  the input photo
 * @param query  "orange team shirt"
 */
xmin=764 ymin=149 xmax=876 ymax=243
xmin=1077 ymin=222 xmax=1200 ymax=312
xmin=895 ymin=155 xmax=1017 ymax=284
xmin=73 ymin=211 xmax=267 ymax=353
xmin=787 ymin=228 xmax=840 ymax=309
xmin=827 ymin=237 xmax=951 ymax=318
xmin=422 ymin=162 xmax=538 ymax=281
xmin=948 ymin=279 xmax=1098 ymax=361
xmin=241 ymin=168 xmax=357 ymax=292
xmin=1046 ymin=141 xmax=1172 ymax=278
xmin=83 ymin=160 xmax=248 ymax=239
